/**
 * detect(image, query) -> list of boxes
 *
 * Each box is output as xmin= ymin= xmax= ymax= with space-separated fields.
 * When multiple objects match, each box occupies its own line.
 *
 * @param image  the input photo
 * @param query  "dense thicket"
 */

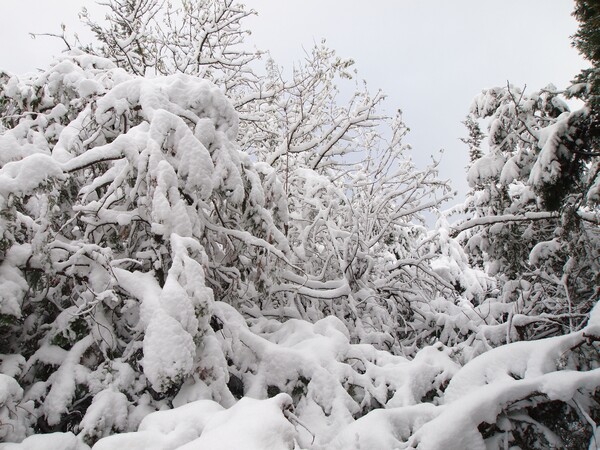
xmin=0 ymin=1 xmax=599 ymax=449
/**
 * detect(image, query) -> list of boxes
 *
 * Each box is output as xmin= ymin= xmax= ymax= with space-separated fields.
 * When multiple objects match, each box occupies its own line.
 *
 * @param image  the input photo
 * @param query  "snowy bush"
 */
xmin=0 ymin=48 xmax=451 ymax=447
xmin=0 ymin=50 xmax=290 ymax=442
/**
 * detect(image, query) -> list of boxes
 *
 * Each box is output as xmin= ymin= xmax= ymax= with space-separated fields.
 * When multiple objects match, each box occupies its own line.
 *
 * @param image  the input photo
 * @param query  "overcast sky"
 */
xmin=0 ymin=0 xmax=589 ymax=204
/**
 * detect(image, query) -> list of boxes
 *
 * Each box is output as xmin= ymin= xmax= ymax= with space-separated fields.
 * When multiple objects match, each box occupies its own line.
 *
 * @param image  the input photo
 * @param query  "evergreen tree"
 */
xmin=573 ymin=0 xmax=600 ymax=65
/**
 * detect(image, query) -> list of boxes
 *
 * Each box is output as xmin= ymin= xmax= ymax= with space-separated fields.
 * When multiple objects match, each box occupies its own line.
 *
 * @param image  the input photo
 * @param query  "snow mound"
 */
xmin=92 ymin=394 xmax=294 ymax=450
xmin=467 ymin=152 xmax=505 ymax=187
xmin=0 ymin=432 xmax=90 ymax=450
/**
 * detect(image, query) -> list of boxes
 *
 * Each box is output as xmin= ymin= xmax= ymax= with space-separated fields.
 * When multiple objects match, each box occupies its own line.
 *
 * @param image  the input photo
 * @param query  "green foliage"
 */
xmin=572 ymin=0 xmax=600 ymax=65
xmin=571 ymin=0 xmax=600 ymax=151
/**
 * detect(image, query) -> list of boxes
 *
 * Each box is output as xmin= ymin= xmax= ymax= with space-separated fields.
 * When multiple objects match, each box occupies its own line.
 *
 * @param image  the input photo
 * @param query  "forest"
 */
xmin=0 ymin=1 xmax=599 ymax=449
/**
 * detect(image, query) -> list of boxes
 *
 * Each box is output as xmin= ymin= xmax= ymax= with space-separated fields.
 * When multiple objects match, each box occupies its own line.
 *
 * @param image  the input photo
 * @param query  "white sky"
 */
xmin=0 ymin=0 xmax=589 ymax=204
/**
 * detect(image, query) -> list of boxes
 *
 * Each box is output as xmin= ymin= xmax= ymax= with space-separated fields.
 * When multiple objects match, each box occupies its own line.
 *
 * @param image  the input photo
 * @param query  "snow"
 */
xmin=410 ymin=368 xmax=600 ymax=450
xmin=529 ymin=238 xmax=562 ymax=266
xmin=142 ymin=311 xmax=196 ymax=393
xmin=0 ymin=153 xmax=64 ymax=197
xmin=589 ymin=301 xmax=600 ymax=328
xmin=529 ymin=113 xmax=570 ymax=188
xmin=178 ymin=394 xmax=295 ymax=450
xmin=208 ymin=301 xmax=466 ymax=448
xmin=330 ymin=404 xmax=439 ymax=449
xmin=42 ymin=335 xmax=95 ymax=426
xmin=113 ymin=243 xmax=212 ymax=394
xmin=588 ymin=173 xmax=600 ymax=204
xmin=0 ymin=134 xmax=40 ymax=166
xmin=91 ymin=399 xmax=223 ymax=450
xmin=0 ymin=373 xmax=23 ymax=409
xmin=0 ymin=432 xmax=90 ymax=450
xmin=78 ymin=389 xmax=129 ymax=443
xmin=94 ymin=74 xmax=238 ymax=140
xmin=92 ymin=394 xmax=294 ymax=450
xmin=466 ymin=152 xmax=505 ymax=187
xmin=0 ymin=354 xmax=25 ymax=378
xmin=499 ymin=155 xmax=520 ymax=184
xmin=138 ymin=399 xmax=223 ymax=435
xmin=0 ymin=374 xmax=31 ymax=442
xmin=407 ymin=325 xmax=600 ymax=449
xmin=0 ymin=245 xmax=30 ymax=317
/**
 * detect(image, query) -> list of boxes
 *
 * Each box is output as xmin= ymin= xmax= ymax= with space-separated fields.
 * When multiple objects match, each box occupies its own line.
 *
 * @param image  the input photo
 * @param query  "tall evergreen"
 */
xmin=572 ymin=0 xmax=600 ymax=145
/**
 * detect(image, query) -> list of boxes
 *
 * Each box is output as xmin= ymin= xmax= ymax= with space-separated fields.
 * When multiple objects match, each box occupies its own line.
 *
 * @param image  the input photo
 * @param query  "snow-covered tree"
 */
xmin=454 ymin=81 xmax=600 ymax=342
xmin=79 ymin=0 xmax=258 ymax=80
xmin=0 ymin=50 xmax=296 ymax=442
xmin=445 ymin=0 xmax=600 ymax=360
xmin=78 ymin=0 xmax=460 ymax=348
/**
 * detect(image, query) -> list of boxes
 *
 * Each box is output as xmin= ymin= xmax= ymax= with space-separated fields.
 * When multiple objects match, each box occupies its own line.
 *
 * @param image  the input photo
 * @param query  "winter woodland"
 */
xmin=0 ymin=1 xmax=599 ymax=449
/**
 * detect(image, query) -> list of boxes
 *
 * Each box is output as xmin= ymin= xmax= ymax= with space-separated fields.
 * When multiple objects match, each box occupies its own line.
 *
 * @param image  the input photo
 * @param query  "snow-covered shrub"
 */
xmin=405 ymin=305 xmax=600 ymax=450
xmin=0 ymin=51 xmax=289 ymax=442
xmin=0 ymin=48 xmax=453 ymax=448
xmin=91 ymin=393 xmax=295 ymax=450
